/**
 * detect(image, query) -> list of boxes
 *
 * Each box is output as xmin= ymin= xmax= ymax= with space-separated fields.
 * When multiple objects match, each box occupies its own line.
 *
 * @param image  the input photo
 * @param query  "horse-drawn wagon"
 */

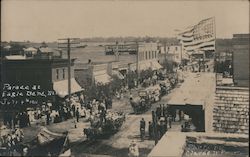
xmin=130 ymin=91 xmax=151 ymax=114
xmin=159 ymin=80 xmax=172 ymax=96
xmin=83 ymin=111 xmax=125 ymax=140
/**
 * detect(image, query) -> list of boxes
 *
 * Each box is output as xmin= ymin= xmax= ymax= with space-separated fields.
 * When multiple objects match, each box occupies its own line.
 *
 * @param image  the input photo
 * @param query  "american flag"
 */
xmin=178 ymin=17 xmax=216 ymax=54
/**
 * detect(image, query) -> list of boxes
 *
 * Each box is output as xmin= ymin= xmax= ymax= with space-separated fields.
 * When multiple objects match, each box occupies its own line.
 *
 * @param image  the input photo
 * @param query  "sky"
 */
xmin=1 ymin=0 xmax=249 ymax=42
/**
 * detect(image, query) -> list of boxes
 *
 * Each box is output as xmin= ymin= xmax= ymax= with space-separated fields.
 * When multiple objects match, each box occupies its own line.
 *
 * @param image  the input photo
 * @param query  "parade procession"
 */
xmin=1 ymin=1 xmax=249 ymax=157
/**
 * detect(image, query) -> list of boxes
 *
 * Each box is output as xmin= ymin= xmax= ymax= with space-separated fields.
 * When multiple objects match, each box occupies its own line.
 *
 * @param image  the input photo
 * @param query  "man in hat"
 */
xmin=156 ymin=105 xmax=161 ymax=120
xmin=140 ymin=118 xmax=146 ymax=141
xmin=158 ymin=117 xmax=165 ymax=139
xmin=46 ymin=110 xmax=50 ymax=125
xmin=129 ymin=92 xmax=133 ymax=100
xmin=15 ymin=127 xmax=24 ymax=142
xmin=80 ymin=93 xmax=85 ymax=107
xmin=148 ymin=121 xmax=153 ymax=140
xmin=168 ymin=115 xmax=172 ymax=129
xmin=76 ymin=108 xmax=80 ymax=122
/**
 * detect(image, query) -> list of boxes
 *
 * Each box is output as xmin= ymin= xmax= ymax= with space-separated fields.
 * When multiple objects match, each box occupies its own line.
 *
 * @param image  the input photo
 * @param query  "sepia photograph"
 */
xmin=0 ymin=0 xmax=249 ymax=156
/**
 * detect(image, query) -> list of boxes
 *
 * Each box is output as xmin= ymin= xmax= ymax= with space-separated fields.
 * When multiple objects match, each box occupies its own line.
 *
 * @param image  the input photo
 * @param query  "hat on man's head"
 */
xmin=160 ymin=117 xmax=165 ymax=121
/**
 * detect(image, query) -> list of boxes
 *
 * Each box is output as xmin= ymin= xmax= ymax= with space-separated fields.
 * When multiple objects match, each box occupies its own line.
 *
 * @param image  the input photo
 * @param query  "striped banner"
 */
xmin=178 ymin=17 xmax=216 ymax=54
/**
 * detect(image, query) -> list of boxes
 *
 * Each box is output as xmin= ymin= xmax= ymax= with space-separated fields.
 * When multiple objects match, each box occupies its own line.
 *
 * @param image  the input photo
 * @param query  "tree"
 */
xmin=110 ymin=75 xmax=123 ymax=93
xmin=126 ymin=71 xmax=137 ymax=89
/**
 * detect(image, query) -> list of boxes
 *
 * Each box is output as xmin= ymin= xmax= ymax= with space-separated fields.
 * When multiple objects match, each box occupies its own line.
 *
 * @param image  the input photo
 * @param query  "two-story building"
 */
xmin=1 ymin=54 xmax=82 ymax=108
xmin=159 ymin=44 xmax=186 ymax=64
xmin=130 ymin=42 xmax=162 ymax=72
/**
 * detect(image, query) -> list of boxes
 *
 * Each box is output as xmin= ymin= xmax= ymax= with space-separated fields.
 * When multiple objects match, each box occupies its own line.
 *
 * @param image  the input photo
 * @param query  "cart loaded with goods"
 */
xmin=130 ymin=90 xmax=152 ymax=114
xmin=83 ymin=111 xmax=125 ymax=140
xmin=130 ymin=85 xmax=162 ymax=114
xmin=159 ymin=80 xmax=172 ymax=96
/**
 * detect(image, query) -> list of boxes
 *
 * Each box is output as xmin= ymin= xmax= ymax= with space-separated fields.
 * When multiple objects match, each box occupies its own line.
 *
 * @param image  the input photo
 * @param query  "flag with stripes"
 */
xmin=178 ymin=17 xmax=216 ymax=54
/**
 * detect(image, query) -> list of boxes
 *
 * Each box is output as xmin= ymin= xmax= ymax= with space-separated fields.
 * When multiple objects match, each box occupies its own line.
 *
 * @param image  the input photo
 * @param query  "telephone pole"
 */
xmin=58 ymin=38 xmax=80 ymax=99
xmin=115 ymin=41 xmax=119 ymax=61
xmin=136 ymin=41 xmax=140 ymax=87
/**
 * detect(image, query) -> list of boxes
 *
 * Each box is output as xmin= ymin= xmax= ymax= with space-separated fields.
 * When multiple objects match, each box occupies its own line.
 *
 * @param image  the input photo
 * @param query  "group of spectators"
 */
xmin=88 ymin=99 xmax=108 ymax=127
xmin=0 ymin=127 xmax=26 ymax=156
xmin=138 ymin=105 xmax=174 ymax=142
xmin=2 ymin=111 xmax=31 ymax=129
xmin=0 ymin=92 xmax=115 ymax=156
xmin=140 ymin=74 xmax=158 ymax=88
xmin=154 ymin=105 xmax=174 ymax=139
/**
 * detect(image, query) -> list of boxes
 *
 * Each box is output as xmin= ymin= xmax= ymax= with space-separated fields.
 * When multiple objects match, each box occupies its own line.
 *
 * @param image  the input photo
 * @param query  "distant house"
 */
xmin=1 ymin=43 xmax=26 ymax=57
xmin=23 ymin=47 xmax=37 ymax=57
xmin=166 ymin=45 xmax=182 ymax=63
xmin=4 ymin=45 xmax=11 ymax=50
xmin=35 ymin=47 xmax=62 ymax=59
xmin=158 ymin=44 xmax=185 ymax=70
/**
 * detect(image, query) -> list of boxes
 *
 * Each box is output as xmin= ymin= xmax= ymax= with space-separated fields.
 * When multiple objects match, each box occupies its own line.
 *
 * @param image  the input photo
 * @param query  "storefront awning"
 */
xmin=53 ymin=78 xmax=83 ymax=98
xmin=129 ymin=61 xmax=162 ymax=71
xmin=112 ymin=70 xmax=125 ymax=79
xmin=130 ymin=64 xmax=137 ymax=71
xmin=95 ymin=73 xmax=111 ymax=84
xmin=139 ymin=62 xmax=148 ymax=71
xmin=151 ymin=61 xmax=163 ymax=70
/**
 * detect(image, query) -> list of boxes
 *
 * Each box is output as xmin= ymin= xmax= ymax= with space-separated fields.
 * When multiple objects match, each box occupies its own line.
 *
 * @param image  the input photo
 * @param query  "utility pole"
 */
xmin=115 ymin=41 xmax=119 ymax=61
xmin=180 ymin=43 xmax=183 ymax=65
xmin=164 ymin=42 xmax=167 ymax=69
xmin=58 ymin=38 xmax=80 ymax=99
xmin=136 ymin=41 xmax=139 ymax=87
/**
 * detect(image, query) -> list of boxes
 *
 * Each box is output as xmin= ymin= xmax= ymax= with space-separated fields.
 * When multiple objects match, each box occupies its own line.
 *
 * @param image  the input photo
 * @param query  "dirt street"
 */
xmin=70 ymin=85 xmax=176 ymax=157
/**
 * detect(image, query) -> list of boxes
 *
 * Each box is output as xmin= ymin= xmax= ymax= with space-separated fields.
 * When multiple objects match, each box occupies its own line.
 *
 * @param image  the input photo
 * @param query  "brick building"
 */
xmin=232 ymin=34 xmax=249 ymax=87
xmin=213 ymin=86 xmax=249 ymax=134
xmin=1 ymin=57 xmax=82 ymax=106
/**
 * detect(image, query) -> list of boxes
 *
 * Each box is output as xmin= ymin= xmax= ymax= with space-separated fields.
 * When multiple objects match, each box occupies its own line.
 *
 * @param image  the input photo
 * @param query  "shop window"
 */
xmin=56 ymin=69 xmax=59 ymax=80
xmin=62 ymin=69 xmax=65 ymax=79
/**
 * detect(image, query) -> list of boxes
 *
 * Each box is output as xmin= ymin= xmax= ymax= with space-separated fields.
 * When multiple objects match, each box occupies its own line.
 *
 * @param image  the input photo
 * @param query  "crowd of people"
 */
xmin=0 ymin=127 xmax=25 ymax=156
xmin=2 ymin=111 xmax=31 ymax=129
xmin=137 ymin=104 xmax=174 ymax=142
xmin=88 ymin=99 xmax=108 ymax=126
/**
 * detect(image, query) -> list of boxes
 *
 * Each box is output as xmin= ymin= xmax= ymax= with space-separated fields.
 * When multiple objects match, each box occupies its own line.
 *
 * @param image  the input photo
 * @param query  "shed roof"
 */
xmin=5 ymin=55 xmax=26 ymax=60
xmin=168 ymin=72 xmax=215 ymax=107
